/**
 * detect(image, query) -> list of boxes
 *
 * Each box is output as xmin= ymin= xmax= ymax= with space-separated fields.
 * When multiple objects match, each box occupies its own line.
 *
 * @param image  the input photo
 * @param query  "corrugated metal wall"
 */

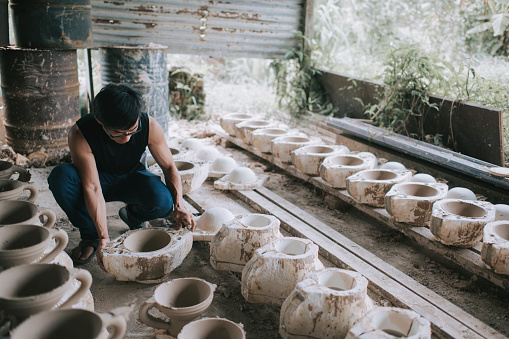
xmin=91 ymin=0 xmax=309 ymax=58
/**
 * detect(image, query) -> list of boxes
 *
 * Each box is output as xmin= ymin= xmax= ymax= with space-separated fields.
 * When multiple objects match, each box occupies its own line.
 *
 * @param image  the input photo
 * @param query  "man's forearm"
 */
xmin=83 ymin=188 xmax=109 ymax=240
xmin=163 ymin=169 xmax=184 ymax=209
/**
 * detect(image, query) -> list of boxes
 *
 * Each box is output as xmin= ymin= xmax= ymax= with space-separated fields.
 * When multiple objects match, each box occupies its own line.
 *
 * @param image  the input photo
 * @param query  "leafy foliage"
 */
xmin=168 ymin=67 xmax=206 ymax=120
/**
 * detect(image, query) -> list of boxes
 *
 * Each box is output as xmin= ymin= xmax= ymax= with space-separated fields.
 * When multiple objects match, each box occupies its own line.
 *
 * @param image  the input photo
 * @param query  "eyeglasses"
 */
xmin=103 ymin=119 xmax=142 ymax=139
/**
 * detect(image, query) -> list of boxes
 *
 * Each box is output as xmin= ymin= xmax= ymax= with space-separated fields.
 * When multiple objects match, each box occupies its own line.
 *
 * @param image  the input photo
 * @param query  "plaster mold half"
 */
xmin=430 ymin=199 xmax=496 ymax=248
xmin=139 ymin=277 xmax=216 ymax=337
xmin=235 ymin=119 xmax=278 ymax=144
xmin=380 ymin=161 xmax=406 ymax=171
xmin=384 ymin=182 xmax=448 ymax=226
xmin=345 ymin=307 xmax=431 ymax=339
xmin=241 ymin=237 xmax=324 ymax=306
xmin=319 ymin=152 xmax=377 ymax=188
xmin=11 ymin=307 xmax=131 ymax=339
xmin=411 ymin=173 xmax=437 ymax=184
xmin=193 ymin=207 xmax=235 ymax=241
xmin=196 ymin=146 xmax=221 ymax=162
xmin=214 ymin=167 xmax=268 ymax=191
xmin=494 ymin=204 xmax=509 ymax=221
xmin=178 ymin=318 xmax=246 ymax=339
xmin=176 ymin=161 xmax=209 ymax=195
xmin=292 ymin=145 xmax=350 ymax=177
xmin=210 ymin=214 xmax=281 ymax=272
xmin=181 ymin=138 xmax=204 ymax=152
xmin=481 ymin=221 xmax=509 ymax=275
xmin=0 ymin=200 xmax=56 ymax=228
xmin=220 ymin=113 xmax=256 ymax=136
xmin=251 ymin=128 xmax=299 ymax=153
xmin=346 ymin=169 xmax=413 ymax=208
xmin=271 ymin=136 xmax=322 ymax=164
xmin=280 ymin=268 xmax=373 ymax=339
xmin=101 ymin=228 xmax=193 ymax=284
xmin=208 ymin=156 xmax=239 ymax=179
xmin=446 ymin=187 xmax=476 ymax=201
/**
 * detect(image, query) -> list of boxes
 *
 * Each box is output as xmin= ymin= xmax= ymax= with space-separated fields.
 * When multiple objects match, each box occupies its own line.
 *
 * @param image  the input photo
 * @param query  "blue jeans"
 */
xmin=48 ymin=163 xmax=174 ymax=241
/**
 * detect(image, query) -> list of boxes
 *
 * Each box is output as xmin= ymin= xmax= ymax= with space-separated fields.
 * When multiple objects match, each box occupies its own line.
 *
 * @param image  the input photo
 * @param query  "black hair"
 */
xmin=93 ymin=83 xmax=143 ymax=129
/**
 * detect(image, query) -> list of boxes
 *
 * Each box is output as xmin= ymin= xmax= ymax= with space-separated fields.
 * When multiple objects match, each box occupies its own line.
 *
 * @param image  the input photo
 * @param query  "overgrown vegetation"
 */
xmin=168 ymin=67 xmax=206 ymax=120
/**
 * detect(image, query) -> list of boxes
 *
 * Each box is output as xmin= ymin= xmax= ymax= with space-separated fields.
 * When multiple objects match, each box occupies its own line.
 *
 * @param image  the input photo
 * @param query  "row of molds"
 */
xmin=292 ymin=145 xmax=351 ymax=177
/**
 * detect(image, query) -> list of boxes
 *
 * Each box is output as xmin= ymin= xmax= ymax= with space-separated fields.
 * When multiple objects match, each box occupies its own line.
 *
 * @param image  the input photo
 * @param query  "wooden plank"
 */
xmin=216 ymin=130 xmax=509 ymax=291
xmin=231 ymin=188 xmax=505 ymax=339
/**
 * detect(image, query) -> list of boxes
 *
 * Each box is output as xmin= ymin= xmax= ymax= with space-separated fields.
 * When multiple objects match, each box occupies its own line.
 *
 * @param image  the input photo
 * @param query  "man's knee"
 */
xmin=48 ymin=163 xmax=80 ymax=192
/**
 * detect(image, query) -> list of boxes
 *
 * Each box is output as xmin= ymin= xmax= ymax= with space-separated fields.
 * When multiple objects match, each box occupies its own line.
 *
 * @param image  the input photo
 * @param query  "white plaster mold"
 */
xmin=271 ymin=136 xmax=322 ymax=164
xmin=193 ymin=207 xmax=235 ymax=241
xmin=319 ymin=152 xmax=377 ymax=189
xmin=235 ymin=119 xmax=278 ymax=144
xmin=214 ymin=167 xmax=268 ymax=191
xmin=176 ymin=161 xmax=209 ymax=195
xmin=346 ymin=169 xmax=413 ymax=208
xmin=384 ymin=182 xmax=448 ymax=226
xmin=411 ymin=173 xmax=437 ymax=184
xmin=251 ymin=128 xmax=299 ymax=153
xmin=345 ymin=307 xmax=431 ymax=339
xmin=494 ymin=204 xmax=509 ymax=221
xmin=280 ymin=268 xmax=373 ymax=339
xmin=101 ymin=228 xmax=193 ymax=284
xmin=139 ymin=277 xmax=216 ymax=337
xmin=481 ymin=221 xmax=509 ymax=275
xmin=241 ymin=237 xmax=325 ymax=306
xmin=196 ymin=146 xmax=221 ymax=162
xmin=178 ymin=317 xmax=246 ymax=339
xmin=430 ymin=199 xmax=496 ymax=248
xmin=446 ymin=187 xmax=477 ymax=201
xmin=210 ymin=214 xmax=282 ymax=272
xmin=380 ymin=161 xmax=406 ymax=171
xmin=292 ymin=145 xmax=350 ymax=177
xmin=208 ymin=156 xmax=239 ymax=179
xmin=181 ymin=138 xmax=204 ymax=152
xmin=220 ymin=113 xmax=256 ymax=136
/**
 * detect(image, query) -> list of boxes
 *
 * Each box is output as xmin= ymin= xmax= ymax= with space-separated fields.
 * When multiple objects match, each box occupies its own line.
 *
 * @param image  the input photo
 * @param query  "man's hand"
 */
xmin=174 ymin=206 xmax=196 ymax=231
xmin=97 ymin=237 xmax=110 ymax=272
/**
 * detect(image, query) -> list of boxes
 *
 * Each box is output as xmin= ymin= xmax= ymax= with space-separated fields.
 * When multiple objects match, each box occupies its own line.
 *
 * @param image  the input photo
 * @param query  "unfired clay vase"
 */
xmin=193 ymin=207 xmax=235 ymax=241
xmin=345 ymin=307 xmax=431 ymax=339
xmin=196 ymin=146 xmax=221 ymax=162
xmin=241 ymin=237 xmax=325 ymax=306
xmin=495 ymin=204 xmax=509 ymax=221
xmin=481 ymin=221 xmax=509 ymax=275
xmin=384 ymin=182 xmax=448 ymax=226
xmin=346 ymin=169 xmax=413 ymax=208
xmin=178 ymin=317 xmax=246 ymax=339
xmin=271 ymin=136 xmax=322 ymax=164
xmin=251 ymin=128 xmax=299 ymax=153
xmin=0 ymin=179 xmax=38 ymax=202
xmin=319 ymin=152 xmax=377 ymax=189
xmin=0 ymin=200 xmax=56 ymax=228
xmin=10 ymin=306 xmax=132 ymax=339
xmin=430 ymin=199 xmax=496 ymax=248
xmin=446 ymin=187 xmax=476 ymax=201
xmin=210 ymin=214 xmax=282 ymax=272
xmin=235 ymin=119 xmax=278 ymax=144
xmin=214 ymin=167 xmax=269 ymax=191
xmin=0 ymin=224 xmax=68 ymax=268
xmin=208 ymin=156 xmax=239 ymax=179
xmin=0 ymin=161 xmax=30 ymax=182
xmin=220 ymin=113 xmax=255 ymax=136
xmin=292 ymin=145 xmax=350 ymax=177
xmin=101 ymin=228 xmax=193 ymax=283
xmin=139 ymin=277 xmax=216 ymax=337
xmin=280 ymin=268 xmax=373 ymax=339
xmin=0 ymin=263 xmax=92 ymax=318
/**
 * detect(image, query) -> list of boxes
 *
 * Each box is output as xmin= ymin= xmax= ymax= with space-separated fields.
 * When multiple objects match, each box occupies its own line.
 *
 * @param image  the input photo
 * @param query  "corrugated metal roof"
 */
xmin=91 ymin=0 xmax=308 ymax=58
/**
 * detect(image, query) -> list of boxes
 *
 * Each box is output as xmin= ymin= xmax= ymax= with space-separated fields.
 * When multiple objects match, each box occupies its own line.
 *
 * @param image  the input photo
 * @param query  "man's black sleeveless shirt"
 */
xmin=76 ymin=113 xmax=149 ymax=174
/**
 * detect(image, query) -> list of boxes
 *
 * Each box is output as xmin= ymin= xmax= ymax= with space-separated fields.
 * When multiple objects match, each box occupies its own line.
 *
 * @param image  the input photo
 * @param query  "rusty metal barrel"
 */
xmin=99 ymin=45 xmax=169 ymax=133
xmin=0 ymin=47 xmax=80 ymax=154
xmin=0 ymin=0 xmax=8 ymax=46
xmin=9 ymin=0 xmax=92 ymax=49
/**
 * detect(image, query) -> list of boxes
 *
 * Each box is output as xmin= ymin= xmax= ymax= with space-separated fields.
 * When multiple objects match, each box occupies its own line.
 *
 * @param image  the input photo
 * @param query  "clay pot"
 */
xmin=319 ymin=152 xmax=377 ymax=189
xmin=220 ymin=113 xmax=255 ymax=136
xmin=0 ymin=224 xmax=68 ymax=268
xmin=271 ymin=136 xmax=322 ymax=163
xmin=139 ymin=277 xmax=216 ymax=337
xmin=193 ymin=207 xmax=235 ymax=241
xmin=292 ymin=145 xmax=350 ymax=176
xmin=242 ymin=237 xmax=325 ymax=306
xmin=0 ymin=161 xmax=29 ymax=182
xmin=346 ymin=169 xmax=413 ymax=207
xmin=0 ymin=200 xmax=56 ymax=228
xmin=280 ymin=268 xmax=373 ymax=339
xmin=10 ymin=306 xmax=131 ymax=339
xmin=0 ymin=263 xmax=92 ymax=318
xmin=481 ymin=221 xmax=509 ymax=275
xmin=235 ymin=119 xmax=278 ymax=144
xmin=0 ymin=179 xmax=38 ymax=202
xmin=385 ymin=182 xmax=448 ymax=226
xmin=430 ymin=199 xmax=496 ymax=248
xmin=101 ymin=228 xmax=193 ymax=283
xmin=178 ymin=317 xmax=246 ymax=339
xmin=210 ymin=214 xmax=282 ymax=272
xmin=251 ymin=128 xmax=299 ymax=153
xmin=345 ymin=307 xmax=431 ymax=339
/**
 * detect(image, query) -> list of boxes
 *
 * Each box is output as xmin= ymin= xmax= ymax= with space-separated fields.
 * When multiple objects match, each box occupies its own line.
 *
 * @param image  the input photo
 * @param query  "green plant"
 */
xmin=270 ymin=32 xmax=337 ymax=118
xmin=466 ymin=0 xmax=509 ymax=55
xmin=168 ymin=67 xmax=206 ymax=120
